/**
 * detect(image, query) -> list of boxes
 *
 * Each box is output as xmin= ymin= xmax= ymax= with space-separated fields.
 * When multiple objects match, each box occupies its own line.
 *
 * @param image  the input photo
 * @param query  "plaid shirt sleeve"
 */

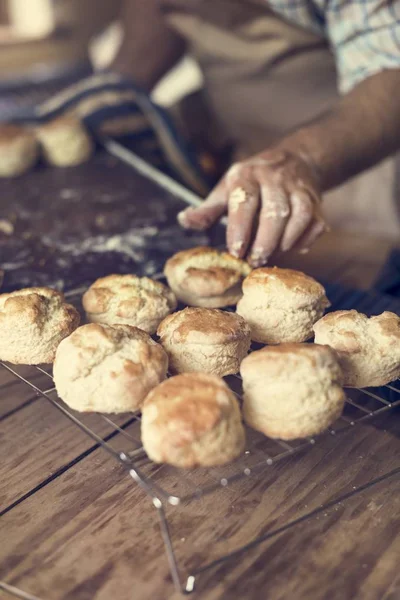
xmin=324 ymin=0 xmax=400 ymax=93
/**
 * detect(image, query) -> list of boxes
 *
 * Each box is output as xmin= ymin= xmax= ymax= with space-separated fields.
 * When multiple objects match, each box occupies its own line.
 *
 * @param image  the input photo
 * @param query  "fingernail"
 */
xmin=298 ymin=247 xmax=310 ymax=254
xmin=230 ymin=240 xmax=244 ymax=258
xmin=177 ymin=209 xmax=191 ymax=228
xmin=249 ymin=250 xmax=268 ymax=268
xmin=280 ymin=243 xmax=290 ymax=252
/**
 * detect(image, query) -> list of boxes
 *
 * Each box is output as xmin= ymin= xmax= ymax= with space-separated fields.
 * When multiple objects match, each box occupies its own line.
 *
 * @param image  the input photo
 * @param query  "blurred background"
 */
xmin=0 ymin=0 xmax=202 ymax=119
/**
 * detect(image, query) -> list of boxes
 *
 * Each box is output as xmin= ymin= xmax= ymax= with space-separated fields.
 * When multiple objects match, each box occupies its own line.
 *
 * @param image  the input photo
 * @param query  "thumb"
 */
xmin=177 ymin=179 xmax=228 ymax=231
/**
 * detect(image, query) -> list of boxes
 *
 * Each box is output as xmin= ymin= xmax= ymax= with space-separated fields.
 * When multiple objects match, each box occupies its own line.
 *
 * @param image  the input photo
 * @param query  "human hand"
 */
xmin=178 ymin=149 xmax=328 ymax=267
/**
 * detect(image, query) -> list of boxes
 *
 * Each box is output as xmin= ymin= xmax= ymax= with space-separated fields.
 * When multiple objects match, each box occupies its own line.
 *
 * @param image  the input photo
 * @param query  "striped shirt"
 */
xmin=266 ymin=0 xmax=400 ymax=93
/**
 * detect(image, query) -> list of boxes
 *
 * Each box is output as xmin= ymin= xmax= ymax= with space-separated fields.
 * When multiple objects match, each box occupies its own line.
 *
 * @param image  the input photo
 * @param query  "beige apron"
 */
xmin=161 ymin=0 xmax=400 ymax=239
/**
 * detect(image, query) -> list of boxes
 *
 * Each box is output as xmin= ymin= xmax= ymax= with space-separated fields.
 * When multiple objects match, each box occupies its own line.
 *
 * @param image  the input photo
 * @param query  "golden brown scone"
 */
xmin=313 ymin=310 xmax=400 ymax=387
xmin=164 ymin=246 xmax=251 ymax=308
xmin=82 ymin=274 xmax=177 ymax=334
xmin=141 ymin=373 xmax=246 ymax=467
xmin=237 ymin=267 xmax=330 ymax=344
xmin=157 ymin=307 xmax=251 ymax=376
xmin=240 ymin=343 xmax=345 ymax=440
xmin=0 ymin=124 xmax=39 ymax=177
xmin=35 ymin=116 xmax=94 ymax=167
xmin=53 ymin=323 xmax=168 ymax=413
xmin=0 ymin=287 xmax=79 ymax=364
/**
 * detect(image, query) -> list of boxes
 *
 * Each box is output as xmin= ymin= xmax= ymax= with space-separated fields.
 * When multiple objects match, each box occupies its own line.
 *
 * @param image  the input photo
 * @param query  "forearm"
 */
xmin=275 ymin=69 xmax=400 ymax=192
xmin=111 ymin=0 xmax=185 ymax=91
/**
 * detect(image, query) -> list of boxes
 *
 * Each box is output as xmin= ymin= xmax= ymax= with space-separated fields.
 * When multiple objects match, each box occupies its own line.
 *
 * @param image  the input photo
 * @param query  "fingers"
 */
xmin=226 ymin=169 xmax=260 ymax=259
xmin=177 ymin=179 xmax=227 ymax=231
xmin=294 ymin=216 xmax=327 ymax=252
xmin=280 ymin=189 xmax=314 ymax=252
xmin=248 ymin=184 xmax=290 ymax=267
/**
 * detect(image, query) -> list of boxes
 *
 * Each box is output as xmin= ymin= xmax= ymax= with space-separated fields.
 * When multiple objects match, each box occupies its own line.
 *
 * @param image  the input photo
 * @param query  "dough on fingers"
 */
xmin=240 ymin=343 xmax=345 ymax=440
xmin=141 ymin=373 xmax=246 ymax=468
xmin=157 ymin=307 xmax=251 ymax=376
xmin=53 ymin=323 xmax=168 ymax=413
xmin=164 ymin=246 xmax=251 ymax=308
xmin=0 ymin=287 xmax=80 ymax=364
xmin=237 ymin=267 xmax=329 ymax=344
xmin=83 ymin=274 xmax=177 ymax=334
xmin=313 ymin=310 xmax=400 ymax=387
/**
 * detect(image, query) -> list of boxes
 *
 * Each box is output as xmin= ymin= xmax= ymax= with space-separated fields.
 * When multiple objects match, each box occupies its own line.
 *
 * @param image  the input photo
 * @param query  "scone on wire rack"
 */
xmin=82 ymin=274 xmax=177 ymax=334
xmin=0 ymin=287 xmax=80 ymax=365
xmin=0 ymin=124 xmax=39 ymax=178
xmin=240 ymin=343 xmax=345 ymax=440
xmin=53 ymin=323 xmax=168 ymax=413
xmin=314 ymin=310 xmax=400 ymax=388
xmin=141 ymin=373 xmax=246 ymax=468
xmin=157 ymin=307 xmax=251 ymax=377
xmin=164 ymin=246 xmax=251 ymax=308
xmin=237 ymin=266 xmax=330 ymax=344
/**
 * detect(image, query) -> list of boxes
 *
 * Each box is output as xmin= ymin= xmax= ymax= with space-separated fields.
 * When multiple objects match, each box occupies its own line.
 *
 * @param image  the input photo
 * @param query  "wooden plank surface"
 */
xmin=0 ymin=406 xmax=399 ymax=599
xmin=0 ymin=366 xmax=50 ymax=419
xmin=278 ymin=231 xmax=396 ymax=291
xmin=0 ymin=383 xmax=141 ymax=512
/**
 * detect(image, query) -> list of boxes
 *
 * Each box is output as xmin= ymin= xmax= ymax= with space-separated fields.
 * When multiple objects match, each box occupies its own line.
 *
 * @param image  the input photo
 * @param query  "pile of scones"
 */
xmin=1 ymin=246 xmax=399 ymax=469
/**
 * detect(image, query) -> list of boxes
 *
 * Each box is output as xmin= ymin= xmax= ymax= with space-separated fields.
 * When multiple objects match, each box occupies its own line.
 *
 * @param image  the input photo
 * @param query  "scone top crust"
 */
xmin=242 ymin=267 xmax=329 ymax=309
xmin=313 ymin=310 xmax=400 ymax=353
xmin=143 ymin=373 xmax=236 ymax=444
xmin=0 ymin=124 xmax=35 ymax=146
xmin=164 ymin=246 xmax=251 ymax=297
xmin=157 ymin=307 xmax=251 ymax=345
xmin=241 ymin=342 xmax=341 ymax=379
xmin=0 ymin=287 xmax=79 ymax=331
xmin=36 ymin=115 xmax=84 ymax=133
xmin=83 ymin=274 xmax=177 ymax=317
xmin=55 ymin=323 xmax=167 ymax=382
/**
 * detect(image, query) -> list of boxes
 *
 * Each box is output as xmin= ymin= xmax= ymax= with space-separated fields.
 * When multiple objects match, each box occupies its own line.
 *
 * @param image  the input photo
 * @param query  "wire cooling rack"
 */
xmin=1 ymin=282 xmax=400 ymax=593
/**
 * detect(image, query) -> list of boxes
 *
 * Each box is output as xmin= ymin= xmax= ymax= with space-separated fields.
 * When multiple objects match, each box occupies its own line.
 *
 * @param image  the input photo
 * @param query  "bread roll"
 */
xmin=240 ymin=343 xmax=345 ymax=440
xmin=53 ymin=323 xmax=168 ymax=413
xmin=313 ymin=310 xmax=400 ymax=387
xmin=141 ymin=373 xmax=246 ymax=467
xmin=157 ymin=307 xmax=251 ymax=376
xmin=82 ymin=274 xmax=177 ymax=334
xmin=164 ymin=246 xmax=251 ymax=308
xmin=0 ymin=287 xmax=79 ymax=364
xmin=0 ymin=124 xmax=39 ymax=177
xmin=237 ymin=267 xmax=330 ymax=344
xmin=36 ymin=116 xmax=93 ymax=167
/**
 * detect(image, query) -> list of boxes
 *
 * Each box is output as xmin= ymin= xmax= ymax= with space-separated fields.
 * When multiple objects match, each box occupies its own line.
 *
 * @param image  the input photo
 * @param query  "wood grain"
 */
xmin=0 ymin=386 xmax=141 ymax=512
xmin=0 ymin=365 xmax=50 ymax=420
xmin=1 ymin=408 xmax=399 ymax=600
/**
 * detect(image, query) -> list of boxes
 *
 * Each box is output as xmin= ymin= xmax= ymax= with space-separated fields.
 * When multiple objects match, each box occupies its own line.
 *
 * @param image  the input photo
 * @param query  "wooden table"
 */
xmin=0 ymin=156 xmax=399 ymax=600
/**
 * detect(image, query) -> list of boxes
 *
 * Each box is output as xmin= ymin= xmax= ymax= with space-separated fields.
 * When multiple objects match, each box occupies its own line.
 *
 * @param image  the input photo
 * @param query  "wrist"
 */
xmin=274 ymin=131 xmax=324 ymax=190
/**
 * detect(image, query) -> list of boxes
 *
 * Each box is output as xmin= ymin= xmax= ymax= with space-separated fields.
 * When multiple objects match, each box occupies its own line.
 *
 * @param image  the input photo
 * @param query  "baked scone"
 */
xmin=0 ymin=287 xmax=80 ymax=364
xmin=157 ymin=307 xmax=251 ymax=376
xmin=0 ymin=124 xmax=39 ymax=178
xmin=164 ymin=246 xmax=251 ymax=308
xmin=240 ymin=343 xmax=345 ymax=440
xmin=237 ymin=267 xmax=330 ymax=344
xmin=82 ymin=274 xmax=177 ymax=334
xmin=35 ymin=116 xmax=94 ymax=167
xmin=53 ymin=323 xmax=168 ymax=413
xmin=141 ymin=373 xmax=246 ymax=467
xmin=313 ymin=310 xmax=400 ymax=388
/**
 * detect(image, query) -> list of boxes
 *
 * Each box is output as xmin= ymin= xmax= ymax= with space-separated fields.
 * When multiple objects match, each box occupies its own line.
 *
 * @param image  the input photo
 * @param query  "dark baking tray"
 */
xmin=0 ymin=152 xmax=223 ymax=292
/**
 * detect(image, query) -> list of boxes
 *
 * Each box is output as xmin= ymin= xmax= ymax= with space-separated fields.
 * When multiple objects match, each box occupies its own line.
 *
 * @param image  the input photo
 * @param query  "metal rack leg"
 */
xmin=153 ymin=498 xmax=188 ymax=594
